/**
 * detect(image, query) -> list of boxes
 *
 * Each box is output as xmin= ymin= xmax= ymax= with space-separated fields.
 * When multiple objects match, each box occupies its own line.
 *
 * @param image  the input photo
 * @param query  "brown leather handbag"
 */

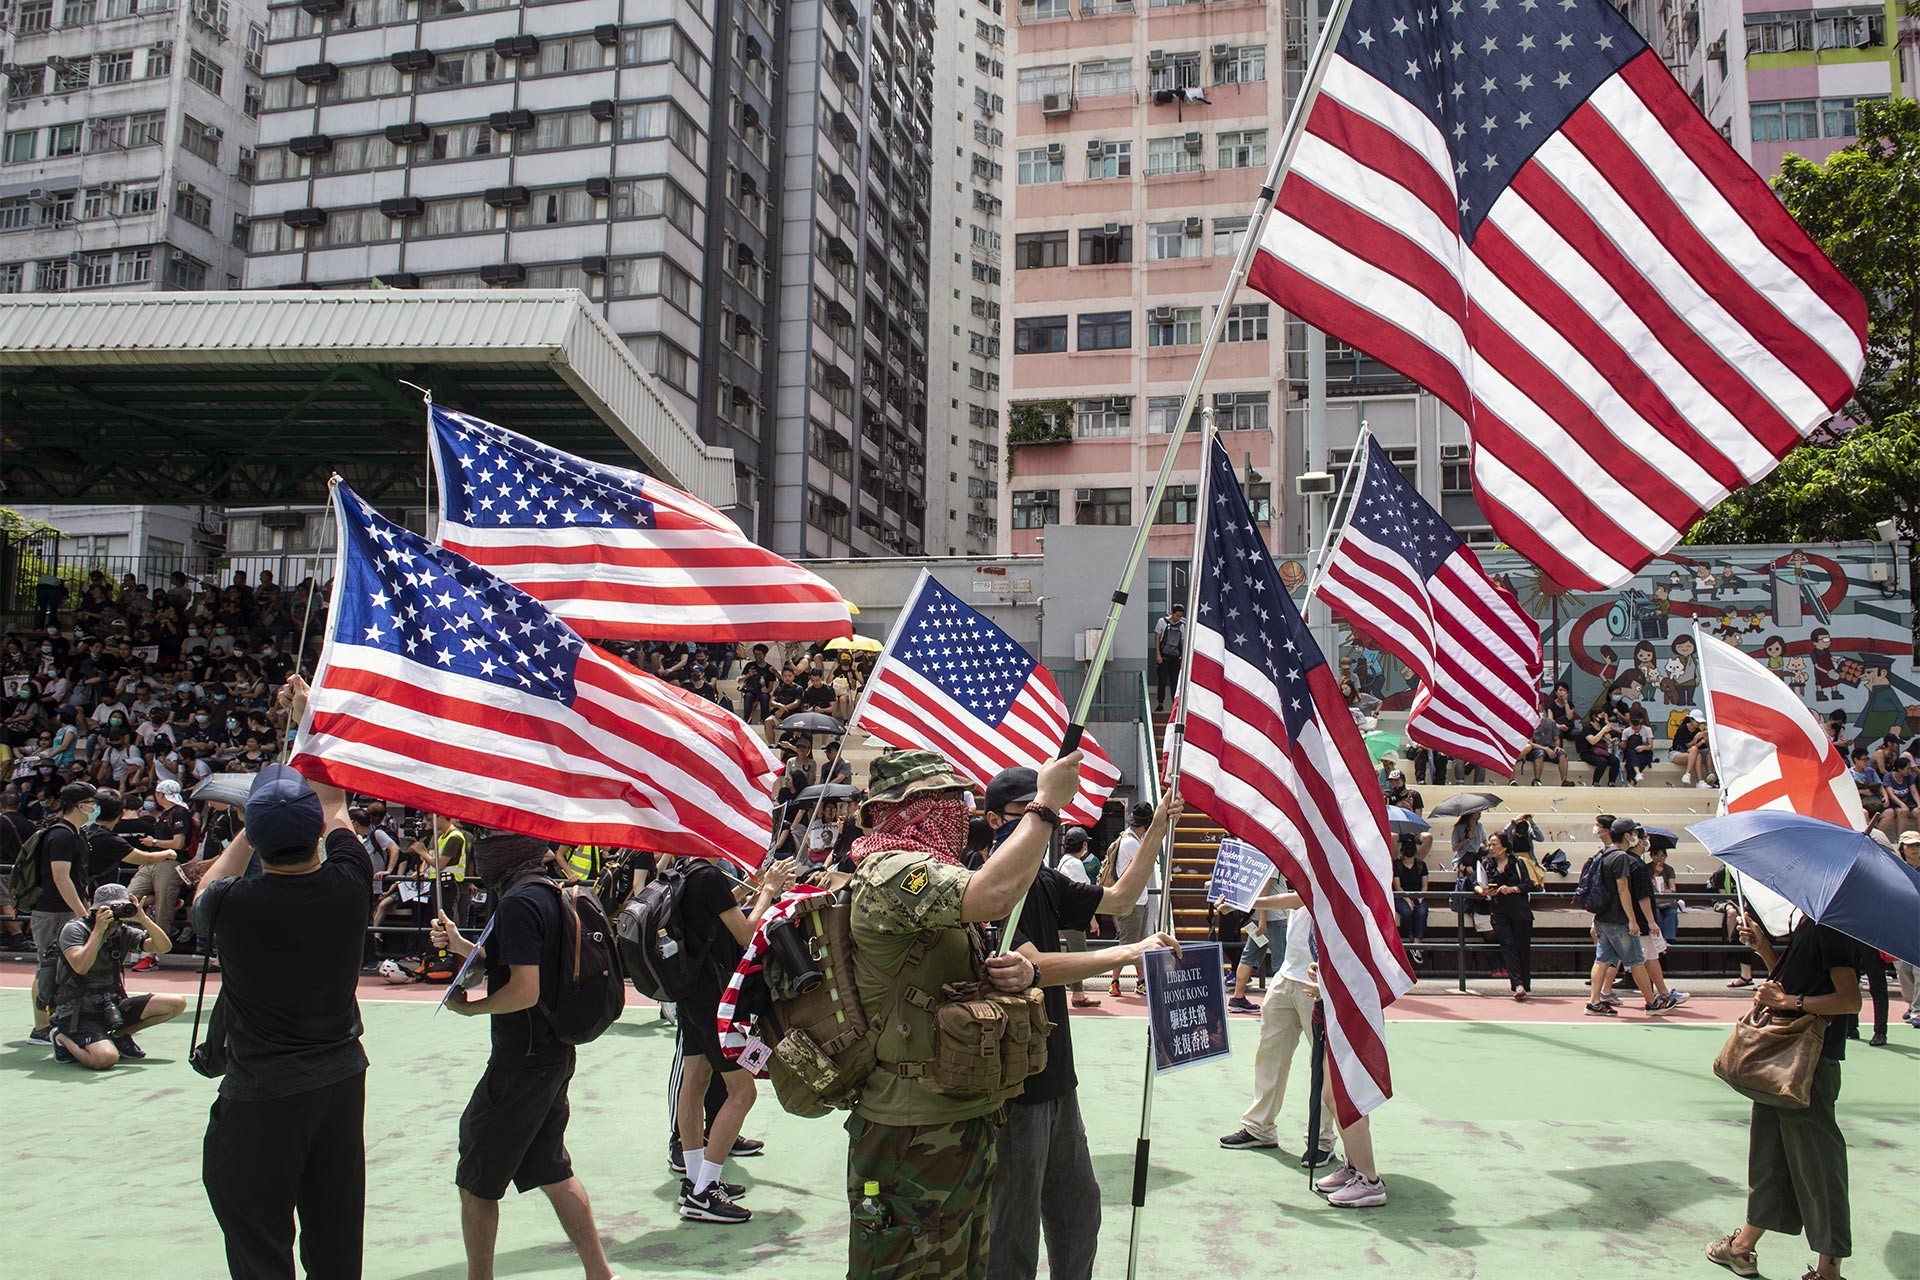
xmin=1712 ymin=1004 xmax=1828 ymax=1109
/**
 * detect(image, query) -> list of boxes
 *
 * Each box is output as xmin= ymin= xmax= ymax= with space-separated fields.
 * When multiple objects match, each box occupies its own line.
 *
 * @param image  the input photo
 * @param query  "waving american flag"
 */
xmin=292 ymin=480 xmax=780 ymax=871
xmin=430 ymin=405 xmax=852 ymax=643
xmin=1248 ymin=0 xmax=1866 ymax=590
xmin=850 ymin=572 xmax=1120 ymax=827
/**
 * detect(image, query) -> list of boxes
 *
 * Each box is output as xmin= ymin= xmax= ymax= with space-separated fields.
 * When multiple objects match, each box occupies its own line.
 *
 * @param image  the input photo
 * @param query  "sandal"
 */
xmin=1726 ymin=978 xmax=1755 ymax=988
xmin=1071 ymin=995 xmax=1102 ymax=1008
xmin=1706 ymin=1235 xmax=1758 ymax=1279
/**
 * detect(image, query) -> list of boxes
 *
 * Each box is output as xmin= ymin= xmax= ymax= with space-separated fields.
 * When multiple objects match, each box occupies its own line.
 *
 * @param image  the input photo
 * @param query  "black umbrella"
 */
xmin=795 ymin=783 xmax=861 ymax=805
xmin=779 ymin=712 xmax=844 ymax=734
xmin=1643 ymin=825 xmax=1679 ymax=852
xmin=1428 ymin=791 xmax=1503 ymax=819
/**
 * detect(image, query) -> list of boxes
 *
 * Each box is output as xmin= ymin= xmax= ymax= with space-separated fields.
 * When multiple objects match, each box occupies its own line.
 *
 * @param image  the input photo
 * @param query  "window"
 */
xmin=537 ymin=109 xmax=606 ymax=151
xmin=1146 ymin=395 xmax=1198 ymax=434
xmin=113 ymin=247 xmax=151 ymax=284
xmin=511 ymin=187 xmax=597 ymax=228
xmin=128 ymin=112 xmax=164 ymax=146
xmin=36 ymin=258 xmax=68 ymax=291
xmin=1074 ymin=397 xmax=1131 ymax=437
xmin=1821 ymin=96 xmax=1876 ymax=138
xmin=1078 ymin=58 xmax=1132 ymax=97
xmin=243 ymin=85 xmax=261 ymax=118
xmin=1016 ymin=64 xmax=1071 ymax=102
xmin=73 ymin=252 xmax=113 ymax=288
xmin=1215 ymin=391 xmax=1269 ymax=431
xmin=321 ymin=61 xmax=403 ymax=103
xmin=1012 ymin=489 xmax=1059 ymax=529
xmin=62 ymin=0 xmax=94 ymax=26
xmin=1811 ymin=9 xmax=1884 ymax=48
xmin=1016 ymin=147 xmax=1063 ymax=184
xmin=1743 ymin=12 xmax=1811 ymax=52
xmin=613 ymin=178 xmax=698 ymax=237
xmin=1155 ymin=483 xmax=1201 ymax=525
xmin=48 ymin=123 xmax=84 ymax=157
xmin=1441 ymin=455 xmax=1472 ymax=494
xmin=1078 ymin=311 xmax=1131 ymax=350
xmin=535 ymin=34 xmax=607 ymax=76
xmin=627 ymin=334 xmax=693 ymax=393
xmin=1013 ymin=313 xmax=1068 ymax=353
xmin=1749 ymin=99 xmax=1819 ymax=143
xmin=1148 ymin=220 xmax=1199 ymax=259
xmin=1147 ymin=52 xmax=1201 ymax=92
xmin=145 ymin=43 xmax=171 ymax=77
xmin=1213 ymin=215 xmax=1249 ymax=257
xmin=3 ymin=132 xmax=35 ymax=164
xmin=96 ymin=51 xmax=134 ymax=84
xmin=1076 ymin=486 xmax=1132 ymax=525
xmin=1217 ymin=44 xmax=1266 ymax=83
xmin=1146 ymin=135 xmax=1202 ymax=176
xmin=0 ymin=263 xmax=22 ymax=293
xmin=120 ymin=184 xmax=156 ymax=215
xmin=1079 ymin=224 xmax=1132 ymax=264
xmin=617 ymin=101 xmax=699 ymax=156
xmin=1245 ymin=482 xmax=1272 ymax=523
xmin=0 ymin=199 xmax=30 ymax=229
xmin=1087 ymin=139 xmax=1130 ymax=180
xmin=172 ymin=184 xmax=212 ymax=228
xmin=1147 ymin=306 xmax=1202 ymax=347
xmin=1019 ymin=0 xmax=1070 ymax=18
xmin=1223 ymin=303 xmax=1268 ymax=342
xmin=180 ymin=115 xmax=220 ymax=164
xmin=1014 ymin=230 xmax=1067 ymax=270
xmin=187 ymin=49 xmax=222 ymax=97
xmin=16 ymin=0 xmax=53 ymax=33
xmin=1217 ymin=128 xmax=1266 ymax=169
xmin=1331 ymin=443 xmax=1417 ymax=489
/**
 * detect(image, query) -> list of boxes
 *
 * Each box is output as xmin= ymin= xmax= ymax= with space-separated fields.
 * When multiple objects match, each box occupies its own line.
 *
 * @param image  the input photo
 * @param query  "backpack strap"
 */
xmin=853 ymin=931 xmax=936 ymax=1064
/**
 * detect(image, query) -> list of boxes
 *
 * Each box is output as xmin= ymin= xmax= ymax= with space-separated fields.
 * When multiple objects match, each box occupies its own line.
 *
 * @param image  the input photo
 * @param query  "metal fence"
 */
xmin=0 ymin=537 xmax=332 ymax=632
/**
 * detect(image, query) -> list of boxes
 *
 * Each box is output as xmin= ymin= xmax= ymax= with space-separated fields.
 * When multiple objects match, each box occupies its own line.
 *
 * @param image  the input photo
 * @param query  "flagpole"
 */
xmin=1054 ymin=0 xmax=1357 ymax=755
xmin=1301 ymin=421 xmax=1373 ymax=606
xmin=1122 ymin=408 xmax=1217 ymax=1280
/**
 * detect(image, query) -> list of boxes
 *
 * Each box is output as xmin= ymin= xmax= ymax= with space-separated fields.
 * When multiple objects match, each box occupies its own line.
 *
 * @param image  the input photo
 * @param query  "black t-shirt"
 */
xmin=1772 ymin=919 xmax=1867 ymax=1060
xmin=192 ymin=829 xmax=373 ymax=1100
xmin=483 ymin=879 xmax=569 ymax=1068
xmin=677 ymin=859 xmax=744 ymax=1009
xmin=1594 ymin=848 xmax=1637 ymax=926
xmin=1010 ymin=865 xmax=1105 ymax=1106
xmin=1392 ymin=857 xmax=1427 ymax=895
xmin=33 ymin=820 xmax=86 ymax=915
xmin=800 ymin=683 xmax=837 ymax=711
xmin=80 ymin=823 xmax=134 ymax=896
xmin=54 ymin=916 xmax=143 ymax=1011
xmin=767 ymin=681 xmax=802 ymax=712
xmin=739 ymin=661 xmax=774 ymax=694
xmin=1623 ymin=854 xmax=1656 ymax=915
xmin=150 ymin=804 xmax=191 ymax=854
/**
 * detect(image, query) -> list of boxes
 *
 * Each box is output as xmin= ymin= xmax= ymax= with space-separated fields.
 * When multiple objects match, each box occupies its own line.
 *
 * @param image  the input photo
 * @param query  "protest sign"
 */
xmin=1144 ymin=941 xmax=1230 ymax=1074
xmin=1206 ymin=838 xmax=1273 ymax=914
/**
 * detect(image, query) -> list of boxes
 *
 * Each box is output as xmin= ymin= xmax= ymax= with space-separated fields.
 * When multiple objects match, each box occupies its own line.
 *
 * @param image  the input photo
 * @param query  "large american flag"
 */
xmin=430 ymin=406 xmax=852 ymax=642
xmin=1249 ymin=0 xmax=1867 ymax=590
xmin=1180 ymin=440 xmax=1412 ymax=1128
xmin=849 ymin=572 xmax=1121 ymax=827
xmin=1317 ymin=436 xmax=1541 ymax=773
xmin=291 ymin=480 xmax=781 ymax=871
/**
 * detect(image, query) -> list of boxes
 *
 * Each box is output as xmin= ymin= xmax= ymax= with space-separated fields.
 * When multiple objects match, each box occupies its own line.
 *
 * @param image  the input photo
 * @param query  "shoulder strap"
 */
xmin=853 ymin=932 xmax=937 ymax=1050
xmin=187 ymin=878 xmax=230 ymax=1058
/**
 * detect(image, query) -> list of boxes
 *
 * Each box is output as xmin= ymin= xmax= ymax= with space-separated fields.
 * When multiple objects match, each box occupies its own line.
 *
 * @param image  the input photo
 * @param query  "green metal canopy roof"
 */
xmin=0 ymin=290 xmax=736 ymax=508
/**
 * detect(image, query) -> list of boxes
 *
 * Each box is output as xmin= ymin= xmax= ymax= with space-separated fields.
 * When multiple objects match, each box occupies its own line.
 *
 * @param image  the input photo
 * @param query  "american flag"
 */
xmin=430 ymin=405 xmax=853 ymax=642
xmin=1316 ymin=437 xmax=1541 ymax=774
xmin=291 ymin=480 xmax=781 ymax=872
xmin=849 ymin=572 xmax=1120 ymax=827
xmin=1180 ymin=439 xmax=1412 ymax=1128
xmin=1248 ymin=0 xmax=1867 ymax=591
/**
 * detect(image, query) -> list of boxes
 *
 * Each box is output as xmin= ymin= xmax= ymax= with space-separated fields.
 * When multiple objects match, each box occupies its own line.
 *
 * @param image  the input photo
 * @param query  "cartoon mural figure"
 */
xmin=1810 ymin=627 xmax=1843 ymax=702
xmin=1855 ymin=658 xmax=1908 ymax=741
xmin=1662 ymin=633 xmax=1699 ymax=704
xmin=1783 ymin=654 xmax=1810 ymax=698
xmin=1760 ymin=634 xmax=1787 ymax=677
xmin=1633 ymin=639 xmax=1660 ymax=687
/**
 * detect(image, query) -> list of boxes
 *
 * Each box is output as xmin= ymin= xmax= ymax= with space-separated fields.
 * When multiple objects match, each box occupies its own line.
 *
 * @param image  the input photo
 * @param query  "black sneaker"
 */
xmin=677 ymin=1178 xmax=749 ymax=1205
xmin=1227 ymin=997 xmax=1258 ymax=1014
xmin=1219 ymin=1128 xmax=1278 ymax=1150
xmin=27 ymin=1027 xmax=51 ymax=1045
xmin=1299 ymin=1146 xmax=1337 ymax=1169
xmin=1584 ymin=1002 xmax=1619 ymax=1017
xmin=668 ymin=1136 xmax=684 ymax=1176
xmin=679 ymin=1182 xmax=751 ymax=1223
xmin=112 ymin=1036 xmax=146 ymax=1060
xmin=52 ymin=1039 xmax=74 ymax=1064
xmin=729 ymin=1137 xmax=765 ymax=1158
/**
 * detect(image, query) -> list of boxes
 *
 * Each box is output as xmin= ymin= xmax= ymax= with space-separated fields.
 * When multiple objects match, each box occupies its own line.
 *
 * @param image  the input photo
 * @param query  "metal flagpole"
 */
xmin=1301 ymin=421 xmax=1373 ymax=606
xmin=1123 ymin=409 xmax=1217 ymax=1280
xmin=1006 ymin=0 xmax=1358 ymax=956
xmin=280 ymin=563 xmax=322 ymax=765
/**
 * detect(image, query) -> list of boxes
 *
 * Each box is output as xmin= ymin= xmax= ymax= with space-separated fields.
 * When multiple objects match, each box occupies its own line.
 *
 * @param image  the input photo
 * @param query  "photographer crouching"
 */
xmin=51 ymin=882 xmax=185 ymax=1069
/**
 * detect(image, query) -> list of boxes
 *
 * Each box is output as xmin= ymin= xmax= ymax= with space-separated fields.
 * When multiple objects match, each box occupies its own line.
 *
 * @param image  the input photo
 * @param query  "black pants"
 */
xmin=1154 ymin=656 xmax=1179 ymax=708
xmin=1866 ymin=961 xmax=1887 ymax=1039
xmin=1491 ymin=912 xmax=1533 ymax=992
xmin=203 ymin=1073 xmax=366 ymax=1280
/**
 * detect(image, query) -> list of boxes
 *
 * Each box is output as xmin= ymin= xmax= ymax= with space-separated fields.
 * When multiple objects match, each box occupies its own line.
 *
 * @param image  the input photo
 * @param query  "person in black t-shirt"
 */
xmin=669 ymin=854 xmax=793 ymax=1224
xmin=737 ymin=646 xmax=776 ymax=724
xmin=431 ymin=833 xmax=617 ymax=1280
xmin=1710 ymin=915 xmax=1865 ymax=1280
xmin=192 ymin=680 xmax=372 ymax=1280
xmin=979 ymin=768 xmax=1182 ymax=1280
xmin=28 ymin=782 xmax=96 ymax=1045
xmin=762 ymin=668 xmax=803 ymax=743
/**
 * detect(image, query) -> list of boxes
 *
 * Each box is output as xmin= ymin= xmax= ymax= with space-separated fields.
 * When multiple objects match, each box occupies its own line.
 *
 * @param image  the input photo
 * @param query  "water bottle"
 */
xmin=853 ymin=1180 xmax=888 ymax=1234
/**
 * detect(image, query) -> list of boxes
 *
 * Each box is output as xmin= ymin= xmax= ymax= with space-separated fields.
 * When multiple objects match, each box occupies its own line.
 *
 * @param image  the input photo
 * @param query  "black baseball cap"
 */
xmin=983 ymin=767 xmax=1038 ymax=813
xmin=1608 ymin=816 xmax=1641 ymax=840
xmin=1063 ymin=827 xmax=1090 ymax=850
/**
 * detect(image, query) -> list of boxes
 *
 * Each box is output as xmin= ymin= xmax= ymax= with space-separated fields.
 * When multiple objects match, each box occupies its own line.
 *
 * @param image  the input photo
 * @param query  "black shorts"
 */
xmin=455 ymin=1055 xmax=576 ymax=1199
xmin=55 ymin=992 xmax=154 ymax=1047
xmin=677 ymin=992 xmax=741 ymax=1075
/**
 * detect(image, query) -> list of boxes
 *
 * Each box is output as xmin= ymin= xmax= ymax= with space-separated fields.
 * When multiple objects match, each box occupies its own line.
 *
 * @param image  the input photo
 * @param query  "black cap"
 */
xmin=1063 ymin=827 xmax=1090 ymax=849
xmin=983 ymin=767 xmax=1038 ymax=813
xmin=1130 ymin=800 xmax=1156 ymax=827
xmin=1608 ymin=816 xmax=1641 ymax=839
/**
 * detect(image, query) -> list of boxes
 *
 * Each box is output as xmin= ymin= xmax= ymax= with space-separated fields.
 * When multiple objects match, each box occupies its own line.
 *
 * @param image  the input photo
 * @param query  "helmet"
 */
xmin=376 ymin=959 xmax=410 ymax=985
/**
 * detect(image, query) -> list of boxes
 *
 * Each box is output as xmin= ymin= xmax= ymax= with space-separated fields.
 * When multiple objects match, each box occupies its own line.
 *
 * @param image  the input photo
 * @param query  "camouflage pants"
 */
xmin=847 ymin=1111 xmax=999 ymax=1280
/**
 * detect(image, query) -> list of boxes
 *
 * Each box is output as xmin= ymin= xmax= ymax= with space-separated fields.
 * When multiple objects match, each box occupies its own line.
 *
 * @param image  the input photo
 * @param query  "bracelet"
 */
xmin=1022 ymin=802 xmax=1060 ymax=829
xmin=1796 ymin=994 xmax=1805 ymax=1012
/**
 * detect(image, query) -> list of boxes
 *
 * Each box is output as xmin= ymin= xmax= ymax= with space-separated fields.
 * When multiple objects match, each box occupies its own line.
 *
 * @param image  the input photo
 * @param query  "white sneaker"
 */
xmin=1696 ymin=780 xmax=1713 ymax=789
xmin=1314 ymin=1161 xmax=1358 ymax=1195
xmin=1599 ymin=992 xmax=1623 ymax=1005
xmin=1328 ymin=1174 xmax=1387 ymax=1208
xmin=1667 ymin=989 xmax=1691 ymax=1005
xmin=1680 ymin=772 xmax=1692 ymax=785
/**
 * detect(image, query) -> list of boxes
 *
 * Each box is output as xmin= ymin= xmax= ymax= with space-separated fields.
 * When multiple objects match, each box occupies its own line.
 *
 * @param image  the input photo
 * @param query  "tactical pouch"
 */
xmin=926 ymin=983 xmax=1052 ymax=1097
xmin=764 ymin=878 xmax=888 ymax=1117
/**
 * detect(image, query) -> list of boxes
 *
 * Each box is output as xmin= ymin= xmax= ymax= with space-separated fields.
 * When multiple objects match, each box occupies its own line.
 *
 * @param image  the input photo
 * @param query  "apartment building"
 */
xmin=924 ymin=0 xmax=1009 ymax=556
xmin=243 ymin=0 xmax=935 ymax=559
xmin=0 ymin=0 xmax=265 ymax=295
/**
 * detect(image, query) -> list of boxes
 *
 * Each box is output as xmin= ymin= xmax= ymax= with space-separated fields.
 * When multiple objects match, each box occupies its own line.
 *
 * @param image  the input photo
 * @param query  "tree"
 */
xmin=0 ymin=507 xmax=63 ymax=541
xmin=1690 ymin=100 xmax=1920 ymax=549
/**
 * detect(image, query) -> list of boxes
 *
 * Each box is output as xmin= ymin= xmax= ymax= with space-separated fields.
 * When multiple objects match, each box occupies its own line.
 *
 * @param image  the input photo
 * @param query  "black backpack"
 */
xmin=4 ymin=826 xmax=55 ymax=914
xmin=615 ymin=866 xmax=712 ymax=1003
xmin=1572 ymin=852 xmax=1616 ymax=915
xmin=528 ymin=880 xmax=625 ymax=1045
xmin=1159 ymin=620 xmax=1185 ymax=660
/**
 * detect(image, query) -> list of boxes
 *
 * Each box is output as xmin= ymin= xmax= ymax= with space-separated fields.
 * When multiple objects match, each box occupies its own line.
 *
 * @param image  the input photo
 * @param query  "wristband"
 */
xmin=1022 ymin=802 xmax=1060 ymax=829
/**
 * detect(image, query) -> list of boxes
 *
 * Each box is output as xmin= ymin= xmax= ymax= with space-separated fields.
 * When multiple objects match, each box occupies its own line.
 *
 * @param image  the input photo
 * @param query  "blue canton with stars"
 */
xmin=895 ymin=576 xmax=1039 ymax=721
xmin=1337 ymin=0 xmax=1645 ymax=238
xmin=332 ymin=481 xmax=583 ymax=702
xmin=1347 ymin=437 xmax=1463 ymax=578
xmin=432 ymin=406 xmax=658 ymax=530
xmin=1196 ymin=441 xmax=1332 ymax=741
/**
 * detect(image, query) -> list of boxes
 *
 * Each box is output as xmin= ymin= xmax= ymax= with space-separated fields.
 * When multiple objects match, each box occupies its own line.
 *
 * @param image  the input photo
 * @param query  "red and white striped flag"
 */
xmin=431 ymin=405 xmax=853 ymax=643
xmin=849 ymin=571 xmax=1120 ymax=827
xmin=292 ymin=480 xmax=781 ymax=872
xmin=1247 ymin=0 xmax=1866 ymax=590
xmin=1316 ymin=437 xmax=1541 ymax=774
xmin=1181 ymin=440 xmax=1412 ymax=1128
xmin=1698 ymin=629 xmax=1864 ymax=830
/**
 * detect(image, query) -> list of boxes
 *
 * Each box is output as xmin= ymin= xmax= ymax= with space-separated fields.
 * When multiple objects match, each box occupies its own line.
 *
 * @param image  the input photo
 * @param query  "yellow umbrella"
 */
xmin=843 ymin=600 xmax=861 ymax=615
xmin=826 ymin=635 xmax=882 ymax=653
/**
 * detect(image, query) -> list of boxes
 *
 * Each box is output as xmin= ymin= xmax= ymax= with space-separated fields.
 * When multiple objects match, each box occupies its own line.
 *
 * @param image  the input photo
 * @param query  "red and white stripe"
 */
xmin=293 ymin=640 xmax=781 ymax=873
xmin=716 ymin=883 xmax=830 ymax=1070
xmin=1318 ymin=535 xmax=1540 ymax=773
xmin=1249 ymin=51 xmax=1867 ymax=590
xmin=1697 ymin=630 xmax=1865 ymax=830
xmin=1179 ymin=634 xmax=1414 ymax=1129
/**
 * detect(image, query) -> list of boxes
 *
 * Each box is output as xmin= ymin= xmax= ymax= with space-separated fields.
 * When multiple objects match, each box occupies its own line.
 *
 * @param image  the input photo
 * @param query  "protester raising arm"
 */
xmin=1097 ymin=790 xmax=1184 ymax=918
xmin=960 ymin=750 xmax=1084 ymax=921
xmin=989 ymin=928 xmax=1183 ymax=992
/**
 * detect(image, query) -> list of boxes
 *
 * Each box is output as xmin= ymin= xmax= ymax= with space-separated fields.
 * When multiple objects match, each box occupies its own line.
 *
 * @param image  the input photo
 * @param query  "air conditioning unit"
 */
xmin=207 ymin=125 xmax=224 ymax=140
xmin=1046 ymin=141 xmax=1064 ymax=160
xmin=1040 ymin=92 xmax=1072 ymax=116
xmin=1183 ymin=214 xmax=1203 ymax=234
xmin=1151 ymin=306 xmax=1175 ymax=322
xmin=1441 ymin=442 xmax=1470 ymax=461
xmin=260 ymin=510 xmax=306 ymax=531
xmin=1075 ymin=488 xmax=1094 ymax=502
xmin=27 ymin=187 xmax=55 ymax=206
xmin=1211 ymin=42 xmax=1231 ymax=58
xmin=1295 ymin=471 xmax=1337 ymax=496
xmin=1086 ymin=137 xmax=1104 ymax=154
xmin=1101 ymin=220 xmax=1121 ymax=235
xmin=175 ymin=180 xmax=194 ymax=193
xmin=1147 ymin=48 xmax=1166 ymax=69
xmin=1183 ymin=130 xmax=1202 ymax=152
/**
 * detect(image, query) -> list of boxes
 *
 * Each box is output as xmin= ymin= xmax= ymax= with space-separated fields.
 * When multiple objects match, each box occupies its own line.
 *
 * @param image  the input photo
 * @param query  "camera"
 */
xmin=83 ymin=992 xmax=129 ymax=1032
xmin=111 ymin=901 xmax=138 ymax=920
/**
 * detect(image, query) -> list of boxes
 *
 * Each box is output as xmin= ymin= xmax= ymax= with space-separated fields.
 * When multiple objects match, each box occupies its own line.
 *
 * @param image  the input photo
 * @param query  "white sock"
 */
xmin=693 ymin=1155 xmax=723 ymax=1195
xmin=683 ymin=1153 xmax=707 ymax=1187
